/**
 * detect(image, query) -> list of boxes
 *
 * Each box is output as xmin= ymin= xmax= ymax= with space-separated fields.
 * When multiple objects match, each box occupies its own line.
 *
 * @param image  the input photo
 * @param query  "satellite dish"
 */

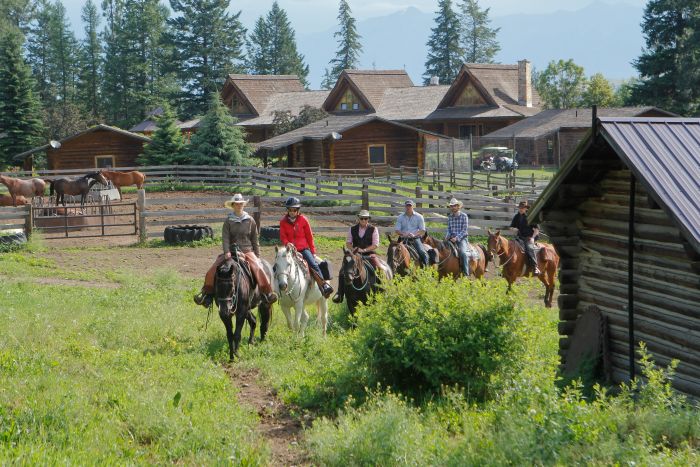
xmin=330 ymin=132 xmax=342 ymax=140
xmin=49 ymin=140 xmax=61 ymax=149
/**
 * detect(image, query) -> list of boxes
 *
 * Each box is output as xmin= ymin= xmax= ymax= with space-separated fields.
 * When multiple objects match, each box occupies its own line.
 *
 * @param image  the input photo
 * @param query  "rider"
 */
xmin=279 ymin=197 xmax=334 ymax=298
xmin=445 ymin=198 xmax=471 ymax=276
xmin=394 ymin=199 xmax=429 ymax=267
xmin=194 ymin=193 xmax=278 ymax=307
xmin=510 ymin=200 xmax=540 ymax=275
xmin=332 ymin=210 xmax=388 ymax=304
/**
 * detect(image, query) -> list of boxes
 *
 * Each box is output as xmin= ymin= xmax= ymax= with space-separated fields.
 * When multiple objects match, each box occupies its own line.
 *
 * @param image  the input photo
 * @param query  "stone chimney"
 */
xmin=518 ymin=59 xmax=532 ymax=107
xmin=429 ymin=76 xmax=440 ymax=86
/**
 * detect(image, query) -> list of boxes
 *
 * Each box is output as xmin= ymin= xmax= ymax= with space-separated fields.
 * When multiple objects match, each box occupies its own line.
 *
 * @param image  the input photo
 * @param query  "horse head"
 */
xmin=341 ymin=246 xmax=361 ymax=282
xmin=273 ymin=244 xmax=295 ymax=292
xmin=487 ymin=229 xmax=506 ymax=259
xmin=86 ymin=171 xmax=109 ymax=186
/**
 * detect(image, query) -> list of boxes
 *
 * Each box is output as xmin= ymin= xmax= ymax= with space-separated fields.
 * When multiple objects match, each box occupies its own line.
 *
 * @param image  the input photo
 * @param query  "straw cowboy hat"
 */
xmin=447 ymin=197 xmax=463 ymax=207
xmin=518 ymin=200 xmax=529 ymax=209
xmin=357 ymin=210 xmax=371 ymax=219
xmin=224 ymin=193 xmax=248 ymax=209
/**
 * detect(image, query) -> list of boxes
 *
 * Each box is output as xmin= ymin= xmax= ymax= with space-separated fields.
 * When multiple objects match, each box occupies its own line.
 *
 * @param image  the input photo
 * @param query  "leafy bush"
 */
xmin=353 ymin=269 xmax=521 ymax=400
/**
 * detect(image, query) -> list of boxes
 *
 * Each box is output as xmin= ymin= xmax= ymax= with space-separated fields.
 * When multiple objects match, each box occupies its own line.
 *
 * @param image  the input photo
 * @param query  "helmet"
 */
xmin=285 ymin=197 xmax=301 ymax=208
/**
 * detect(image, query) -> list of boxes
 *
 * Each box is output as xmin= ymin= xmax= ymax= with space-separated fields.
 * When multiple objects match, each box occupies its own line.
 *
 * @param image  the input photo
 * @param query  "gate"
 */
xmin=32 ymin=195 xmax=137 ymax=239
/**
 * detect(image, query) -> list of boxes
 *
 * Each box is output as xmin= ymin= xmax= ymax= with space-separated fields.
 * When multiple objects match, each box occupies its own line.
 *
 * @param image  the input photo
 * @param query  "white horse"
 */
xmin=272 ymin=244 xmax=329 ymax=337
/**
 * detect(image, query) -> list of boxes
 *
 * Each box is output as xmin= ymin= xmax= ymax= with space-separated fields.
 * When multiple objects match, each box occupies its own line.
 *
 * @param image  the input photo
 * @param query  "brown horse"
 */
xmin=487 ymin=230 xmax=559 ymax=308
xmin=100 ymin=170 xmax=146 ymax=196
xmin=423 ymin=236 xmax=490 ymax=280
xmin=49 ymin=171 xmax=108 ymax=207
xmin=386 ymin=234 xmax=413 ymax=276
xmin=0 ymin=175 xmax=45 ymax=206
xmin=0 ymin=194 xmax=28 ymax=206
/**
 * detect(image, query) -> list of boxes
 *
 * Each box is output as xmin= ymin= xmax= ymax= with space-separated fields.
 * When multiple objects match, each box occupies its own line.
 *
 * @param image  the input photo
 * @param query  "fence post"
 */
xmin=361 ymin=180 xmax=369 ymax=210
xmin=531 ymin=173 xmax=536 ymax=193
xmin=264 ymin=167 xmax=270 ymax=192
xmin=386 ymin=166 xmax=390 ymax=181
xmin=468 ymin=136 xmax=474 ymax=189
xmin=371 ymin=166 xmax=376 ymax=179
xmin=338 ymin=176 xmax=343 ymax=195
xmin=492 ymin=185 xmax=498 ymax=197
xmin=415 ymin=186 xmax=423 ymax=209
xmin=486 ymin=171 xmax=491 ymax=189
xmin=253 ymin=195 xmax=262 ymax=229
xmin=137 ymin=189 xmax=147 ymax=243
xmin=400 ymin=166 xmax=404 ymax=182
xmin=416 ymin=166 xmax=420 ymax=183
xmin=300 ymin=171 xmax=306 ymax=196
xmin=25 ymin=205 xmax=33 ymax=237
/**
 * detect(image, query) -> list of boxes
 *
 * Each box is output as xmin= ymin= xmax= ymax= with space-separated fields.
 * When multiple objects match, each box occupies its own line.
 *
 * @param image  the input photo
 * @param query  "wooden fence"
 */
xmin=0 ymin=206 xmax=31 ymax=234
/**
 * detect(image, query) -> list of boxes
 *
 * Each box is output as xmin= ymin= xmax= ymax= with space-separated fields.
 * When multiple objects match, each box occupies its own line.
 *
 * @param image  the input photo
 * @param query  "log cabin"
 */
xmin=529 ymin=116 xmax=700 ymax=397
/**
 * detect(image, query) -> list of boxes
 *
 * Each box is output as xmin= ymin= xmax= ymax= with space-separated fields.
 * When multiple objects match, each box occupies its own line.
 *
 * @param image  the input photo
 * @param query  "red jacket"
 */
xmin=279 ymin=214 xmax=316 ymax=254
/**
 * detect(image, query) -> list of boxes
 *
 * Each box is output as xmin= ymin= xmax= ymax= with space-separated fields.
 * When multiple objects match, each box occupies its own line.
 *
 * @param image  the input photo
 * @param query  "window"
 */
xmin=368 ymin=145 xmax=386 ymax=165
xmin=352 ymin=103 xmax=359 ymax=110
xmin=95 ymin=155 xmax=115 ymax=168
xmin=340 ymin=103 xmax=348 ymax=110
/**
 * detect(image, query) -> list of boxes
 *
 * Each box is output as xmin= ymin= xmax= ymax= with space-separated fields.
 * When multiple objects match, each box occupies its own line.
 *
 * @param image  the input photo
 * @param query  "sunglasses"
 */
xmin=359 ymin=217 xmax=370 ymax=220
xmin=287 ymin=208 xmax=299 ymax=213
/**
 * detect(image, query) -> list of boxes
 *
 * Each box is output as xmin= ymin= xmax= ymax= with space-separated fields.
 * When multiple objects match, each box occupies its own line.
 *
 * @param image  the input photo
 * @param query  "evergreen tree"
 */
xmin=246 ymin=2 xmax=309 ymax=87
xmin=631 ymin=0 xmax=700 ymax=115
xmin=582 ymin=73 xmax=619 ymax=108
xmin=187 ymin=93 xmax=250 ymax=166
xmin=322 ymin=0 xmax=362 ymax=89
xmin=78 ymin=0 xmax=102 ymax=122
xmin=0 ymin=0 xmax=34 ymax=37
xmin=458 ymin=0 xmax=500 ymax=63
xmin=138 ymin=104 xmax=186 ymax=165
xmin=0 ymin=30 xmax=44 ymax=167
xmin=168 ymin=0 xmax=246 ymax=117
xmin=26 ymin=0 xmax=54 ymax=103
xmin=534 ymin=59 xmax=588 ymax=109
xmin=423 ymin=0 xmax=463 ymax=85
xmin=272 ymin=105 xmax=327 ymax=136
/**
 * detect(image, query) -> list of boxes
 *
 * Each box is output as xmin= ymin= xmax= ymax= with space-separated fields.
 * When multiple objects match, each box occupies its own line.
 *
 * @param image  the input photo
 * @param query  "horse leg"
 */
xmin=538 ymin=264 xmax=553 ymax=308
xmin=247 ymin=310 xmax=257 ymax=345
xmin=258 ymin=303 xmax=271 ymax=342
xmin=318 ymin=300 xmax=328 ymax=337
xmin=296 ymin=301 xmax=308 ymax=337
xmin=281 ymin=303 xmax=294 ymax=330
xmin=220 ymin=313 xmax=235 ymax=361
xmin=232 ymin=311 xmax=246 ymax=355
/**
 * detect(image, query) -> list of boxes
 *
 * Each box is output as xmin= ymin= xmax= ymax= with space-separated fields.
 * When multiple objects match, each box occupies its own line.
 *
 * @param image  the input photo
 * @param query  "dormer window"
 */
xmin=336 ymin=89 xmax=363 ymax=112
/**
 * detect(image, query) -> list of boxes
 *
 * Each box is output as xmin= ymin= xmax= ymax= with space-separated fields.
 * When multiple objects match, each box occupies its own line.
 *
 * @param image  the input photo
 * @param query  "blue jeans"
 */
xmin=456 ymin=238 xmax=471 ymax=274
xmin=300 ymin=248 xmax=323 ymax=278
xmin=407 ymin=238 xmax=429 ymax=266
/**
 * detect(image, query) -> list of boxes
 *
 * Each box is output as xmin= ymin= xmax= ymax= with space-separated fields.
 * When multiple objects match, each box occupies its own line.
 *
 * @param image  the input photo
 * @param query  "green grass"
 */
xmin=0 ymin=253 xmax=268 ymax=464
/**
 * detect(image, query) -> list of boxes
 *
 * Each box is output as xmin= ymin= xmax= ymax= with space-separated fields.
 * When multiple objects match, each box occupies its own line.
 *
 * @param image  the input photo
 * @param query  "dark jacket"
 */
xmin=222 ymin=213 xmax=259 ymax=256
xmin=510 ymin=213 xmax=538 ymax=240
xmin=351 ymin=224 xmax=376 ymax=250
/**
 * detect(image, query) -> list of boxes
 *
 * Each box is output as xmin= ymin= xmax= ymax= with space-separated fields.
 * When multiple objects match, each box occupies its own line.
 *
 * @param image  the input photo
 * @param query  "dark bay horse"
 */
xmin=214 ymin=255 xmax=273 ymax=361
xmin=386 ymin=234 xmax=436 ymax=276
xmin=100 ymin=170 xmax=146 ymax=197
xmin=487 ymin=230 xmax=560 ymax=308
xmin=423 ymin=235 xmax=490 ymax=280
xmin=340 ymin=247 xmax=393 ymax=315
xmin=49 ymin=171 xmax=108 ymax=206
xmin=0 ymin=175 xmax=45 ymax=206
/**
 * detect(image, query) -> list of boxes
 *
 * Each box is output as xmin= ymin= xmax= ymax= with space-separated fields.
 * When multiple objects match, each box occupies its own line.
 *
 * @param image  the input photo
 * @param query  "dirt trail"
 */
xmin=226 ymin=367 xmax=310 ymax=467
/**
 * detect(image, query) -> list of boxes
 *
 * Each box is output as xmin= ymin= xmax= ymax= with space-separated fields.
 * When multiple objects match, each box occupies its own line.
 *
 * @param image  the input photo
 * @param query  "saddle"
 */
xmin=515 ymin=238 xmax=543 ymax=257
xmin=401 ymin=238 xmax=436 ymax=265
xmin=218 ymin=254 xmax=257 ymax=290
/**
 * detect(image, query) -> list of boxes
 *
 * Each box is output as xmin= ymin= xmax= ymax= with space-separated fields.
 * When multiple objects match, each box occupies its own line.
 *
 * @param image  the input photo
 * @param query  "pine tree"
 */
xmin=322 ymin=0 xmax=362 ymax=89
xmin=187 ymin=93 xmax=250 ymax=166
xmin=246 ymin=2 xmax=309 ymax=87
xmin=26 ymin=0 xmax=54 ymax=103
xmin=138 ymin=104 xmax=186 ymax=165
xmin=0 ymin=30 xmax=45 ymax=167
xmin=631 ymin=0 xmax=700 ymax=115
xmin=0 ymin=0 xmax=34 ymax=37
xmin=458 ymin=0 xmax=500 ymax=63
xmin=168 ymin=0 xmax=247 ymax=117
xmin=423 ymin=0 xmax=463 ymax=85
xmin=78 ymin=0 xmax=102 ymax=122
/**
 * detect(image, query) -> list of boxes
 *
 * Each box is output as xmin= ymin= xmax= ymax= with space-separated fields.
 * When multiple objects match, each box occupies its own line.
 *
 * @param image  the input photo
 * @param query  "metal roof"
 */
xmin=529 ymin=117 xmax=700 ymax=254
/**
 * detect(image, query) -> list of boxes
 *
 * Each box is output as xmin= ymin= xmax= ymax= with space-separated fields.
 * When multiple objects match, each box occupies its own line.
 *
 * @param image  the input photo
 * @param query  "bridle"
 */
xmin=490 ymin=235 xmax=515 ymax=270
xmin=274 ymin=249 xmax=304 ymax=302
xmin=343 ymin=252 xmax=370 ymax=291
xmin=215 ymin=260 xmax=242 ymax=317
xmin=388 ymin=242 xmax=409 ymax=272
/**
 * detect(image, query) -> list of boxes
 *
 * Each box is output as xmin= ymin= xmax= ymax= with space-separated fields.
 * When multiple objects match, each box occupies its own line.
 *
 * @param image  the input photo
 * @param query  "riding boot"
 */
xmin=310 ymin=268 xmax=334 ymax=299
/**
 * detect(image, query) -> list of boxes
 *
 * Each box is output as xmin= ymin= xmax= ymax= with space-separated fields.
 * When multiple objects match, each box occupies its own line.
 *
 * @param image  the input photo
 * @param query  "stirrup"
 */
xmin=533 ymin=267 xmax=541 ymax=276
xmin=332 ymin=293 xmax=343 ymax=304
xmin=321 ymin=284 xmax=334 ymax=299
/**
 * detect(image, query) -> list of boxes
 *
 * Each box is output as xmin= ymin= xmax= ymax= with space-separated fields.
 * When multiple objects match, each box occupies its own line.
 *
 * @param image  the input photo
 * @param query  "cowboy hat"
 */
xmin=224 ymin=193 xmax=248 ymax=208
xmin=518 ymin=200 xmax=529 ymax=209
xmin=357 ymin=210 xmax=371 ymax=218
xmin=447 ymin=197 xmax=462 ymax=207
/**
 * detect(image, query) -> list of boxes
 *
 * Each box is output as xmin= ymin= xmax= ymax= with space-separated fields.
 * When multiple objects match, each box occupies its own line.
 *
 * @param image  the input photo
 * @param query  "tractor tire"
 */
xmin=260 ymin=226 xmax=280 ymax=241
xmin=164 ymin=225 xmax=213 ymax=244
xmin=0 ymin=231 xmax=27 ymax=245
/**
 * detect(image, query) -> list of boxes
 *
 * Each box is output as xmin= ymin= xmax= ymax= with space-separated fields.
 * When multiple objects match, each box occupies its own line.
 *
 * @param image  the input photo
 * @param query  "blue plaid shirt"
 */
xmin=446 ymin=211 xmax=469 ymax=241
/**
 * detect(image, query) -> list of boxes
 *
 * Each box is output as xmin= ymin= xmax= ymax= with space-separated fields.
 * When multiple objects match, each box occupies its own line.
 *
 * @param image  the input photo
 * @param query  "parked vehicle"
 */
xmin=473 ymin=146 xmax=515 ymax=171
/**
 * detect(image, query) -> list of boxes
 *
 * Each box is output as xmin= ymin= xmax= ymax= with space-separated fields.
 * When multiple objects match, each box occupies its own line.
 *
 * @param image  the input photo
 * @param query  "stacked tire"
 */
xmin=259 ymin=226 xmax=280 ymax=241
xmin=164 ymin=225 xmax=213 ymax=244
xmin=0 ymin=231 xmax=27 ymax=245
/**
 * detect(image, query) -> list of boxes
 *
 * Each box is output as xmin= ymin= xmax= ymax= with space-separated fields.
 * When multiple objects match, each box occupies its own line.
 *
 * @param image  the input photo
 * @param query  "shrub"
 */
xmin=353 ymin=269 xmax=521 ymax=400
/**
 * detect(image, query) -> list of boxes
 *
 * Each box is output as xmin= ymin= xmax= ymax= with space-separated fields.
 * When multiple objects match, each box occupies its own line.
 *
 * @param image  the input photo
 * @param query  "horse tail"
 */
xmin=49 ymin=179 xmax=55 ymax=196
xmin=478 ymin=244 xmax=492 ymax=271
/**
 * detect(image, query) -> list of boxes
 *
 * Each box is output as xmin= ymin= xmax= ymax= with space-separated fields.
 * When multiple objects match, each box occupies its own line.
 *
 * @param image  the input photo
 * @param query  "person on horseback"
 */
xmin=510 ymin=200 xmax=540 ymax=275
xmin=279 ymin=197 xmax=334 ymax=298
xmin=332 ymin=210 xmax=389 ymax=304
xmin=395 ymin=199 xmax=429 ymax=267
xmin=445 ymin=198 xmax=471 ymax=276
xmin=194 ymin=193 xmax=278 ymax=307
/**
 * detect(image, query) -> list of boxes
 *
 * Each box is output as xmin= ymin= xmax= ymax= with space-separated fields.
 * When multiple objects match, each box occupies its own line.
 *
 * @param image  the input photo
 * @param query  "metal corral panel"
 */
xmin=599 ymin=117 xmax=700 ymax=254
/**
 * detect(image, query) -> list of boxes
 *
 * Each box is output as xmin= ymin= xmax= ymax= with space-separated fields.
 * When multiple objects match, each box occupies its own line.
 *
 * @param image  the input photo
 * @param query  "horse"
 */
xmin=49 ymin=171 xmax=108 ymax=207
xmin=100 ymin=170 xmax=146 ymax=197
xmin=487 ymin=229 xmax=560 ymax=308
xmin=0 ymin=175 xmax=45 ymax=206
xmin=213 ymin=255 xmax=273 ymax=361
xmin=386 ymin=233 xmax=436 ymax=276
xmin=273 ymin=243 xmax=329 ymax=337
xmin=423 ymin=235 xmax=490 ymax=280
xmin=0 ymin=194 xmax=28 ymax=206
xmin=339 ymin=247 xmax=393 ymax=316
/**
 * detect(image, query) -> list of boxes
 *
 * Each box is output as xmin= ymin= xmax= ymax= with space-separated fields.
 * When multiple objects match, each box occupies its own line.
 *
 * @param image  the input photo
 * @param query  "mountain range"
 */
xmin=298 ymin=1 xmax=645 ymax=88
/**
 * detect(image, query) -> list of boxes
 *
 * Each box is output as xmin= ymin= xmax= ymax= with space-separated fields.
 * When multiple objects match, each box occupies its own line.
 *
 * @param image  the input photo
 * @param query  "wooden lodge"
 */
xmin=529 ymin=116 xmax=700 ymax=397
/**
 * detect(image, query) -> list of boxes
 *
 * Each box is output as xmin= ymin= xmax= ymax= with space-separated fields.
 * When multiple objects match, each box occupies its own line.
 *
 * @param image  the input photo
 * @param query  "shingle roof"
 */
xmin=324 ymin=70 xmax=414 ymax=112
xmin=237 ymin=90 xmax=330 ymax=127
xmin=226 ymin=74 xmax=306 ymax=116
xmin=485 ymin=107 xmax=676 ymax=138
xmin=375 ymin=86 xmax=450 ymax=120
xmin=529 ymin=117 xmax=700 ymax=254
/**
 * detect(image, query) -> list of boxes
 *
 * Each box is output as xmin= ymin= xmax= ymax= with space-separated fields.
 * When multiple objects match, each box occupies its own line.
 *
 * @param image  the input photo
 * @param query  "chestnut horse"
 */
xmin=100 ymin=170 xmax=146 ymax=196
xmin=0 ymin=194 xmax=28 ymax=206
xmin=386 ymin=234 xmax=437 ymax=276
xmin=423 ymin=236 xmax=490 ymax=280
xmin=487 ymin=230 xmax=559 ymax=308
xmin=0 ymin=175 xmax=45 ymax=206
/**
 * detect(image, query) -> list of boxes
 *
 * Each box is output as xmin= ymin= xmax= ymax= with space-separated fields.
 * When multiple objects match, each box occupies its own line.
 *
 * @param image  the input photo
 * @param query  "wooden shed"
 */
xmin=529 ymin=117 xmax=700 ymax=397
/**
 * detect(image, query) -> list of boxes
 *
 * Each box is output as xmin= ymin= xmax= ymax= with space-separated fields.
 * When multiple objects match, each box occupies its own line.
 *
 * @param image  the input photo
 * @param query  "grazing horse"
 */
xmin=0 ymin=194 xmax=28 ymax=206
xmin=214 ymin=255 xmax=273 ymax=361
xmin=0 ymin=175 xmax=45 ymax=206
xmin=273 ymin=243 xmax=329 ymax=337
xmin=49 ymin=171 xmax=108 ymax=207
xmin=423 ymin=235 xmax=490 ymax=280
xmin=339 ymin=247 xmax=393 ymax=316
xmin=100 ymin=170 xmax=146 ymax=197
xmin=487 ymin=230 xmax=560 ymax=308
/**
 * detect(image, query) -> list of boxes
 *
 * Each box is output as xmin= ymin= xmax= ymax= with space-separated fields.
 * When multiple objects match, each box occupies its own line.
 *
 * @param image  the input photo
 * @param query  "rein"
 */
xmin=215 ymin=261 xmax=242 ymax=318
xmin=345 ymin=254 xmax=371 ymax=291
xmin=275 ymin=252 xmax=304 ymax=302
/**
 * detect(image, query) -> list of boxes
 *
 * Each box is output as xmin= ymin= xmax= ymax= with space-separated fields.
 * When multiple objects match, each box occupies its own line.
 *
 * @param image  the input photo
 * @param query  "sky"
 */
xmin=61 ymin=0 xmax=649 ymax=36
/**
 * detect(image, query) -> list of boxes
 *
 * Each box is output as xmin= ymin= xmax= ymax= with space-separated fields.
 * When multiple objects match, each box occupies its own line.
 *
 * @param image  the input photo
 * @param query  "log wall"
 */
xmin=47 ymin=130 xmax=147 ymax=170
